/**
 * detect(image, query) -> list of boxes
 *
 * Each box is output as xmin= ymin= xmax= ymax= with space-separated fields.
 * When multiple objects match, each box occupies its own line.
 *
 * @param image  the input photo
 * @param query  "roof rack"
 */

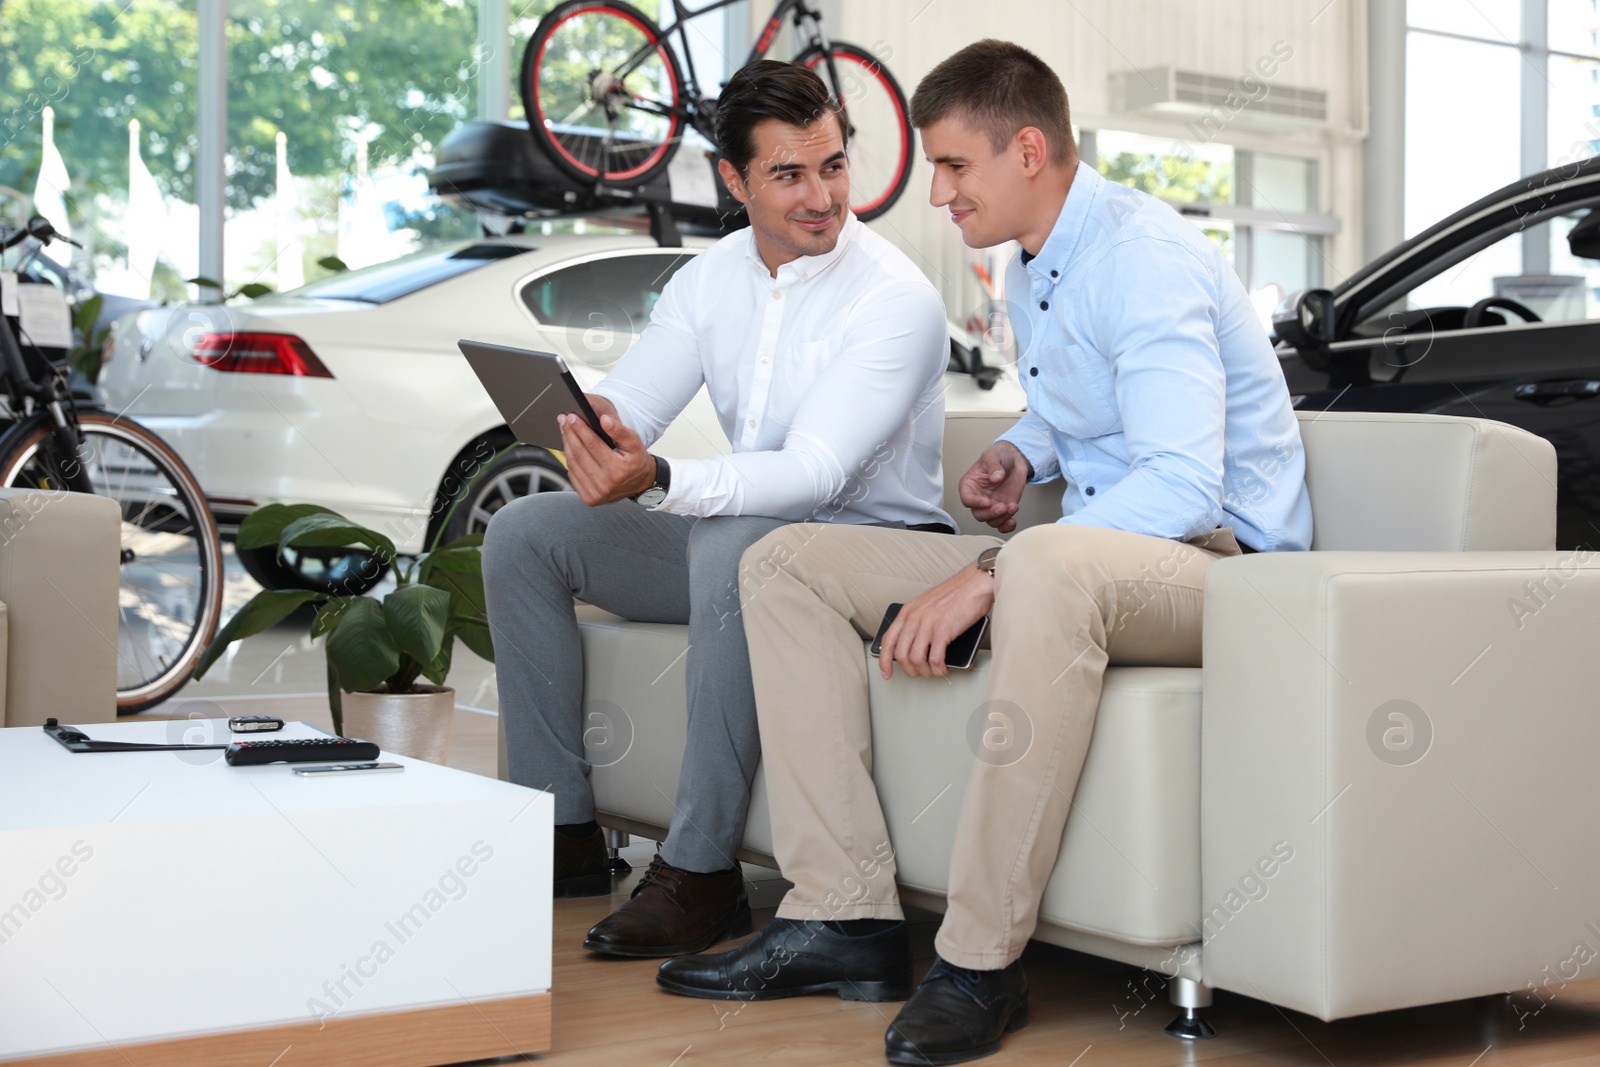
xmin=427 ymin=121 xmax=746 ymax=249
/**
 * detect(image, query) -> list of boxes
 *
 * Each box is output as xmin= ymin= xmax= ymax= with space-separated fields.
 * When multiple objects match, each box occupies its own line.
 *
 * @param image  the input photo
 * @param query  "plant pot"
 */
xmin=340 ymin=684 xmax=455 ymax=764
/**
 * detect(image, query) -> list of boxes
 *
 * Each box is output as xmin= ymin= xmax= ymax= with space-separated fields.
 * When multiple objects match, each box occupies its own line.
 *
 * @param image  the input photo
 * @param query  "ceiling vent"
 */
xmin=1110 ymin=67 xmax=1328 ymax=130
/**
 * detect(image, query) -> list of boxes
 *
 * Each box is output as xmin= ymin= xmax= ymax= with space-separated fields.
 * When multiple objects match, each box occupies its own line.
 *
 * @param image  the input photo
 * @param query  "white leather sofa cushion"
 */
xmin=1296 ymin=411 xmax=1555 ymax=550
xmin=582 ymin=601 xmax=1204 ymax=946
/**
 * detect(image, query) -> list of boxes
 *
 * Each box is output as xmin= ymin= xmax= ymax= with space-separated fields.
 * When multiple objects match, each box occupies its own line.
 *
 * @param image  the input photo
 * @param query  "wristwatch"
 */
xmin=975 ymin=546 xmax=1001 ymax=576
xmin=632 ymin=455 xmax=671 ymax=508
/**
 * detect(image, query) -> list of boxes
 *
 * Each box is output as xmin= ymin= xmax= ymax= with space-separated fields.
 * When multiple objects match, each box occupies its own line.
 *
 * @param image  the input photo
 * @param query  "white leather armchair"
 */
xmin=0 ymin=488 xmax=121 ymax=727
xmin=502 ymin=411 xmax=1599 ymax=1033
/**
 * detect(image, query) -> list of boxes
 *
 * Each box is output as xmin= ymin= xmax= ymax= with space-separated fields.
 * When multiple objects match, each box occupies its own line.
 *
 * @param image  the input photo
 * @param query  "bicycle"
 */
xmin=520 ymin=0 xmax=913 ymax=222
xmin=0 ymin=215 xmax=224 ymax=713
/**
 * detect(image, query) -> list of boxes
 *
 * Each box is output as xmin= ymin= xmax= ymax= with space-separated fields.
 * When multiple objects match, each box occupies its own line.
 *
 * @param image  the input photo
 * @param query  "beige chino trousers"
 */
xmin=739 ymin=520 xmax=1242 ymax=970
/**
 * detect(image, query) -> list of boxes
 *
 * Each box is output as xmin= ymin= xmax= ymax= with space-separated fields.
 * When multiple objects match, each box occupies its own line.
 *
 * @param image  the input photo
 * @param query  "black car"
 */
xmin=1274 ymin=157 xmax=1600 ymax=550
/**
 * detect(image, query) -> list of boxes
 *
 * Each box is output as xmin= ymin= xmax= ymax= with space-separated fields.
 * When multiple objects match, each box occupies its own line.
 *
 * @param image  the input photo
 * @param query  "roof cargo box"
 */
xmin=428 ymin=121 xmax=745 ymax=236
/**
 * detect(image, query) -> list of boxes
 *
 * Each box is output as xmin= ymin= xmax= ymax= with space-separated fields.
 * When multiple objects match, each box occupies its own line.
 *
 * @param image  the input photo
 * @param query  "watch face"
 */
xmin=636 ymin=487 xmax=667 ymax=507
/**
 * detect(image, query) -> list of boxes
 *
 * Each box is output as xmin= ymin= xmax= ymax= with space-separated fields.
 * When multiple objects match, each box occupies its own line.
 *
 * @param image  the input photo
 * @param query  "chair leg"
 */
xmin=1164 ymin=977 xmax=1216 ymax=1040
xmin=605 ymin=828 xmax=632 ymax=873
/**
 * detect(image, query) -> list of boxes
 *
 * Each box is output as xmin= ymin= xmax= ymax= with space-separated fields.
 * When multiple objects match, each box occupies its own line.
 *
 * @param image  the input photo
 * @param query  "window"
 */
xmin=293 ymin=242 xmax=534 ymax=304
xmin=520 ymin=252 xmax=694 ymax=335
xmin=1365 ymin=212 xmax=1600 ymax=331
xmin=1090 ymin=130 xmax=1331 ymax=329
xmin=1404 ymin=30 xmax=1521 ymax=238
xmin=1406 ymin=0 xmax=1600 ymax=249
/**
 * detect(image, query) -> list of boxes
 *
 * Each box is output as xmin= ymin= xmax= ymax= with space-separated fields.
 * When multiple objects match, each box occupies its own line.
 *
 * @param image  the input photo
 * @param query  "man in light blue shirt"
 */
xmin=657 ymin=41 xmax=1312 ymax=1065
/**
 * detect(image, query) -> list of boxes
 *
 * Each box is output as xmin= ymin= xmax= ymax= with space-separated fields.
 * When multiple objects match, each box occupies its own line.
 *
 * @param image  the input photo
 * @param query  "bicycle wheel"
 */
xmin=0 ymin=409 xmax=225 ymax=713
xmin=521 ymin=0 xmax=687 ymax=186
xmin=800 ymin=43 xmax=913 ymax=223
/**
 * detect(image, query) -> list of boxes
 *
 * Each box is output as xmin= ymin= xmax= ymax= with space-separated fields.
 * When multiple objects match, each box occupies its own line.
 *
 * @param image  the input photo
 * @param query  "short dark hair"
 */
xmin=910 ymin=40 xmax=1076 ymax=163
xmin=714 ymin=59 xmax=846 ymax=177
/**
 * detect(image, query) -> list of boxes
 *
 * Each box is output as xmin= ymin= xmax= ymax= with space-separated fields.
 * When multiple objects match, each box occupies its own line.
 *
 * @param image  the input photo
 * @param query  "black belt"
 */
xmin=909 ymin=522 xmax=956 ymax=535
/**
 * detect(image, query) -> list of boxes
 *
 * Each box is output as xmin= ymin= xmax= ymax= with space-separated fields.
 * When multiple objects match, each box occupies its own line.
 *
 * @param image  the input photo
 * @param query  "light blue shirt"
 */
xmin=998 ymin=161 xmax=1312 ymax=552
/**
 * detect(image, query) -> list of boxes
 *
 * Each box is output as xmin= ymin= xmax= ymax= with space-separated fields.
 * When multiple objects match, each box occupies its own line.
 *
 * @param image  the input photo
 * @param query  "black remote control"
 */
xmin=225 ymin=736 xmax=381 ymax=766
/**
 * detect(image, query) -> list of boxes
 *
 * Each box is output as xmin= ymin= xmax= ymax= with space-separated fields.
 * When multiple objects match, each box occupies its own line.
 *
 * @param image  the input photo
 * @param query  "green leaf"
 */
xmin=192 ymin=589 xmax=326 ymax=679
xmin=416 ymin=542 xmax=480 ymax=586
xmin=383 ymin=584 xmax=451 ymax=669
xmin=425 ymin=563 xmax=485 ymax=619
xmin=237 ymin=503 xmax=341 ymax=552
xmin=436 ymin=532 xmax=485 ymax=550
xmin=72 ymin=294 xmax=103 ymax=335
xmin=324 ymin=597 xmax=400 ymax=693
xmin=453 ymin=617 xmax=495 ymax=664
xmin=236 ymin=282 xmax=275 ymax=299
xmin=279 ymin=513 xmax=397 ymax=563
xmin=186 ymin=276 xmax=222 ymax=289
xmin=310 ymin=598 xmax=352 ymax=638
xmin=316 ymin=255 xmax=349 ymax=272
xmin=421 ymin=634 xmax=454 ymax=686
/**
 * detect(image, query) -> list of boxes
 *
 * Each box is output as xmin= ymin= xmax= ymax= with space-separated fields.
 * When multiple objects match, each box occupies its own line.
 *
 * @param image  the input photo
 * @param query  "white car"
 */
xmin=99 ymin=231 xmax=1024 ymax=592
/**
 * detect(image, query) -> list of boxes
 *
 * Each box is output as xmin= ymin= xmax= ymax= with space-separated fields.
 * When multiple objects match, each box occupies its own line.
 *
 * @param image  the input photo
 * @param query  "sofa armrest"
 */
xmin=1200 ymin=550 xmax=1600 ymax=1020
xmin=0 ymin=489 xmax=121 ymax=727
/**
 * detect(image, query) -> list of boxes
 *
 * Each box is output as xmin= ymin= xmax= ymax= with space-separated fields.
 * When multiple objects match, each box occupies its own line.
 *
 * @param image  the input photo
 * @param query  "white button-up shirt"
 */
xmin=592 ymin=212 xmax=954 ymax=528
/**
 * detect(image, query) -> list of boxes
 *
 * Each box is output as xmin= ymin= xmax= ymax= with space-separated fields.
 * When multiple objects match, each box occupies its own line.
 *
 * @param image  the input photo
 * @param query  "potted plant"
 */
xmin=193 ymin=503 xmax=494 ymax=763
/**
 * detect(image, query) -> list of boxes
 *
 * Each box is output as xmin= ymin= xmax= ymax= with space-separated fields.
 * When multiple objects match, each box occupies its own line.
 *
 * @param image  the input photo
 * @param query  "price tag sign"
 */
xmin=16 ymin=282 xmax=73 ymax=349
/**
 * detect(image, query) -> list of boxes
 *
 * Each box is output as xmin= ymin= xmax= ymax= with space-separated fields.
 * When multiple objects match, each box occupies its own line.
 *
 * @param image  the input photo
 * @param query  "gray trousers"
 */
xmin=481 ymin=490 xmax=787 ymax=873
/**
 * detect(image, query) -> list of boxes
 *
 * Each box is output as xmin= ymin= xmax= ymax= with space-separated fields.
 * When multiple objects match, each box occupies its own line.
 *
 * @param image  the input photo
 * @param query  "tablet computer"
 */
xmin=457 ymin=339 xmax=616 ymax=451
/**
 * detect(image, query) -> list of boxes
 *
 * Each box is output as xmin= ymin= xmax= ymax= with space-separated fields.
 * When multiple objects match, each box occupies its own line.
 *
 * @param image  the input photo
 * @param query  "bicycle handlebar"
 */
xmin=0 ymin=215 xmax=82 ymax=253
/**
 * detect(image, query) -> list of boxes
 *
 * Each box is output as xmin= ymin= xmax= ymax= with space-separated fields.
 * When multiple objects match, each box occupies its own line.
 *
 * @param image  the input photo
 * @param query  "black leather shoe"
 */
xmin=884 ymin=956 xmax=1029 ymax=1065
xmin=553 ymin=826 xmax=611 ymax=898
xmin=657 ymin=918 xmax=912 ymax=1002
xmin=584 ymin=854 xmax=750 ymax=957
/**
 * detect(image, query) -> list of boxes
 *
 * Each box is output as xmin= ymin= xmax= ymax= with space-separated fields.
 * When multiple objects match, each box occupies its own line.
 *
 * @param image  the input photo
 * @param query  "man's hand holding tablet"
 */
xmin=558 ymin=400 xmax=657 ymax=506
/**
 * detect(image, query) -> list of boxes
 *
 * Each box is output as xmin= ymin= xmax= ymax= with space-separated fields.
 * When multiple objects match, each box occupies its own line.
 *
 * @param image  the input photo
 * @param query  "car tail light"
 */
xmin=192 ymin=332 xmax=334 ymax=377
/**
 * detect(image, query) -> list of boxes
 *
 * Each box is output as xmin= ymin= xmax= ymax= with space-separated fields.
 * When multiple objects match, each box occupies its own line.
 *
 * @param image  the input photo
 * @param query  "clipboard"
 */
xmin=42 ymin=717 xmax=331 ymax=753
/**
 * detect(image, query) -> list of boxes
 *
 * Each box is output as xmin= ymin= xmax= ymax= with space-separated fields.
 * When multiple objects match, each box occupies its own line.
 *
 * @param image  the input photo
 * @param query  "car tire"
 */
xmin=234 ymin=542 xmax=391 ymax=598
xmin=438 ymin=443 xmax=572 ymax=546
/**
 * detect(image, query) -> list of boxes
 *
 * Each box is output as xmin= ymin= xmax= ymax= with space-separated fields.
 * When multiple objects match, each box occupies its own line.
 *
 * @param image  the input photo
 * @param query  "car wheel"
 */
xmin=234 ymin=542 xmax=391 ymax=598
xmin=440 ymin=444 xmax=572 ymax=545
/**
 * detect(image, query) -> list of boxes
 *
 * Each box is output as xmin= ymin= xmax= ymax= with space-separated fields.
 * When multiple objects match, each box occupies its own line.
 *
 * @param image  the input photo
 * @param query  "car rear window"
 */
xmin=290 ymin=243 xmax=533 ymax=304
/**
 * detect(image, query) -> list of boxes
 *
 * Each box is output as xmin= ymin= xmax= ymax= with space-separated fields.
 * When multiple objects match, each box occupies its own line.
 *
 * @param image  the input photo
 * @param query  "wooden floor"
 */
xmin=494 ymin=862 xmax=1600 ymax=1067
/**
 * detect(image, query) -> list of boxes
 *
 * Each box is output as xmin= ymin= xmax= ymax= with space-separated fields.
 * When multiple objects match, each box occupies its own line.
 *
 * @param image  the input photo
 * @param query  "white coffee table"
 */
xmin=0 ymin=720 xmax=552 ymax=1066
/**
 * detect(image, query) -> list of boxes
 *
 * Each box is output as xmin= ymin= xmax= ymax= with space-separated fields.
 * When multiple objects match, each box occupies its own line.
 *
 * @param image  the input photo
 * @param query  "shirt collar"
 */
xmin=742 ymin=209 xmax=860 ymax=282
xmin=1025 ymin=159 xmax=1104 ymax=282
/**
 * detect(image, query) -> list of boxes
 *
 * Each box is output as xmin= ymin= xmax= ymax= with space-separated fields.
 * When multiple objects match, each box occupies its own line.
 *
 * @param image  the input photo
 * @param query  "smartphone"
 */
xmin=870 ymin=603 xmax=989 ymax=671
xmin=228 ymin=715 xmax=284 ymax=733
xmin=293 ymin=762 xmax=405 ymax=776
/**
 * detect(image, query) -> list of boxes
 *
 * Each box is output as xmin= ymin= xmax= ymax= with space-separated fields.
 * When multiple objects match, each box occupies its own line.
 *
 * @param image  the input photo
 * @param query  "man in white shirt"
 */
xmin=482 ymin=59 xmax=953 ymax=958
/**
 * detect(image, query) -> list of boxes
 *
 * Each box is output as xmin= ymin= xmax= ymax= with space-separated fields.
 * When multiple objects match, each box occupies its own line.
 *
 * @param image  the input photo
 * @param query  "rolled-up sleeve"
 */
xmin=659 ymin=283 xmax=947 ymax=519
xmin=1059 ymin=239 xmax=1227 ymax=541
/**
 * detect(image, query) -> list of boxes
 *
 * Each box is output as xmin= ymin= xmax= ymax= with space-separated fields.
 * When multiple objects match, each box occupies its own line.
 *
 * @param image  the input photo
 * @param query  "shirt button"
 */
xmin=760 ymin=356 xmax=770 ymax=364
xmin=771 ymin=290 xmax=783 ymax=301
xmin=1029 ymin=367 xmax=1038 ymax=377
xmin=1051 ymin=270 xmax=1058 ymax=278
xmin=1040 ymin=300 xmax=1049 ymax=311
xmin=748 ymin=419 xmax=757 ymax=429
xmin=1086 ymin=487 xmax=1096 ymax=496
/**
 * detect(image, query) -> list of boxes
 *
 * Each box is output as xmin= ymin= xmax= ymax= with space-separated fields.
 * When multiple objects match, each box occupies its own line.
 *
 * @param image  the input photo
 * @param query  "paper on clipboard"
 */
xmin=15 ymin=283 xmax=73 ymax=349
xmin=667 ymin=147 xmax=718 ymax=209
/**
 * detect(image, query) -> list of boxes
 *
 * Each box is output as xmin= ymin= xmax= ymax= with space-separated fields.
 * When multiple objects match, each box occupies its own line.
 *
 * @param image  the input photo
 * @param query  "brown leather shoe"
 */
xmin=554 ymin=827 xmax=611 ymax=898
xmin=583 ymin=854 xmax=750 ymax=958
